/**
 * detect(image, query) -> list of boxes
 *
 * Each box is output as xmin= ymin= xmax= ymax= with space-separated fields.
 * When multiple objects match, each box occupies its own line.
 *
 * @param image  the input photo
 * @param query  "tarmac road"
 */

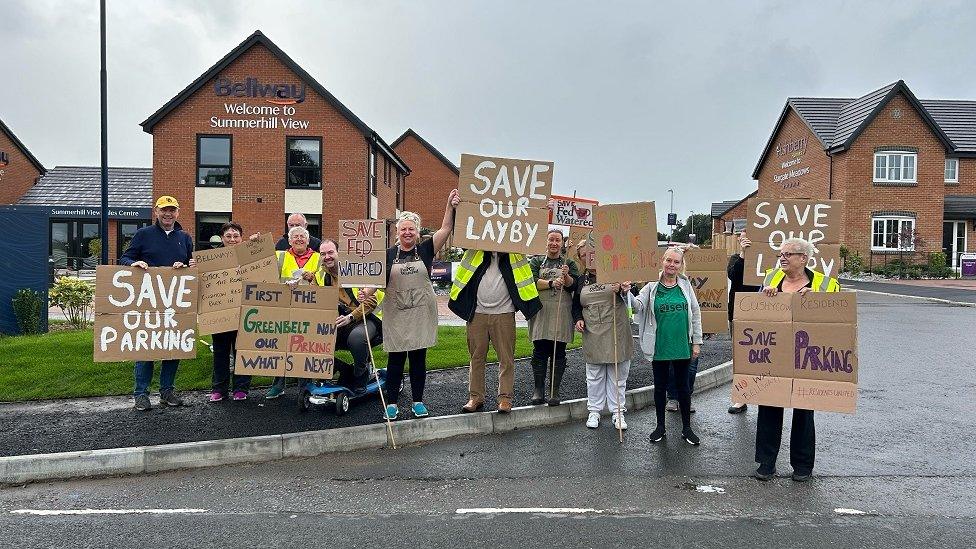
xmin=1 ymin=292 xmax=973 ymax=547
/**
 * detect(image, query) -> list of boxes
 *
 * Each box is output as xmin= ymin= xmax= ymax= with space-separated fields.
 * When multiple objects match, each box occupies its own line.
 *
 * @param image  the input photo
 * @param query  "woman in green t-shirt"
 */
xmin=633 ymin=247 xmax=704 ymax=445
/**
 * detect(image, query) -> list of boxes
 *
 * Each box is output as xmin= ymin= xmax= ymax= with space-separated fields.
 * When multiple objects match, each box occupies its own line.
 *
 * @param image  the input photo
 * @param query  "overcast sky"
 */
xmin=5 ymin=0 xmax=976 ymax=227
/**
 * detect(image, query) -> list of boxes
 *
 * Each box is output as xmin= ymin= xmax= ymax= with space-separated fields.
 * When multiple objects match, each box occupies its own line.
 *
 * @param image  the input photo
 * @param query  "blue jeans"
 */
xmin=134 ymin=360 xmax=180 ymax=397
xmin=667 ymin=355 xmax=699 ymax=400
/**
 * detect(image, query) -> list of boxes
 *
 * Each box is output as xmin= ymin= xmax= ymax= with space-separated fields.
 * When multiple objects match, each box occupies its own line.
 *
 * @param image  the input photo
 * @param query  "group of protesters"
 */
xmin=119 ymin=189 xmax=839 ymax=482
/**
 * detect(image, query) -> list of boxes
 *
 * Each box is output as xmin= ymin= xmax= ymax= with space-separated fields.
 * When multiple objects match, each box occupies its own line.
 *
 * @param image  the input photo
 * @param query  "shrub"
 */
xmin=11 ymin=288 xmax=44 ymax=335
xmin=926 ymin=252 xmax=950 ymax=278
xmin=49 ymin=276 xmax=95 ymax=328
xmin=847 ymin=252 xmax=864 ymax=276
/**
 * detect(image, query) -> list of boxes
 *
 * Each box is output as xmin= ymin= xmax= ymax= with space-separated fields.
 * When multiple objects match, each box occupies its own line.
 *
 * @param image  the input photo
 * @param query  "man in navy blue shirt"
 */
xmin=119 ymin=196 xmax=196 ymax=411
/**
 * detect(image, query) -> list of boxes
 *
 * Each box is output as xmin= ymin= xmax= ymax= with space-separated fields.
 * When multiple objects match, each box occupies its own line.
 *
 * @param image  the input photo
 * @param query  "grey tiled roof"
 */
xmin=711 ymin=200 xmax=741 ymax=217
xmin=788 ymin=97 xmax=848 ymax=148
xmin=18 ymin=166 xmax=151 ymax=208
xmin=944 ymin=195 xmax=976 ymax=218
xmin=921 ymin=100 xmax=976 ymax=153
xmin=830 ymin=82 xmax=899 ymax=149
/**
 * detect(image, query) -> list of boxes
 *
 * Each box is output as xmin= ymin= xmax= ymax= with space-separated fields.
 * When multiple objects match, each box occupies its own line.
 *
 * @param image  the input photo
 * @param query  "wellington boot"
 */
xmin=547 ymin=359 xmax=567 ymax=406
xmin=530 ymin=357 xmax=547 ymax=405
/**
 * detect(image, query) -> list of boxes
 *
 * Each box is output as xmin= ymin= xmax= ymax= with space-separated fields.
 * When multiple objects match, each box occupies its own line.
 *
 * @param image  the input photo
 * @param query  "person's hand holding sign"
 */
xmin=448 ymin=188 xmax=460 ymax=209
xmin=692 ymin=343 xmax=701 ymax=359
xmin=172 ymin=261 xmax=187 ymax=269
xmin=131 ymin=261 xmax=149 ymax=270
xmin=619 ymin=281 xmax=632 ymax=294
xmin=300 ymin=270 xmax=316 ymax=283
xmin=551 ymin=276 xmax=564 ymax=290
xmin=575 ymin=319 xmax=585 ymax=332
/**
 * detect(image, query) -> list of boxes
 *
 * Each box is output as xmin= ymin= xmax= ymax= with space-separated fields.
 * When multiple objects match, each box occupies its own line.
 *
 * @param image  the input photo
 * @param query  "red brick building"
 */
xmin=391 ymin=128 xmax=459 ymax=230
xmin=713 ymin=80 xmax=976 ymax=270
xmin=140 ymin=30 xmax=409 ymax=247
xmin=0 ymin=118 xmax=45 ymax=206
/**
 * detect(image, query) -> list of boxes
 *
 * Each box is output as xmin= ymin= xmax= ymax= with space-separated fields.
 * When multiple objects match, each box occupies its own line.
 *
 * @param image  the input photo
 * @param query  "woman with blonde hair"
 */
xmin=380 ymin=189 xmax=460 ymax=420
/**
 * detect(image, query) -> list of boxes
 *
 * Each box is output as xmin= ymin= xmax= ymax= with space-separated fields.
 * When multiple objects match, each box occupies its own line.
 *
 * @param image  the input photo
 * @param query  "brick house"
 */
xmin=0 ymin=117 xmax=45 ymax=205
xmin=391 ymin=128 xmax=459 ymax=231
xmin=140 ymin=30 xmax=409 ymax=248
xmin=713 ymin=80 xmax=976 ymax=270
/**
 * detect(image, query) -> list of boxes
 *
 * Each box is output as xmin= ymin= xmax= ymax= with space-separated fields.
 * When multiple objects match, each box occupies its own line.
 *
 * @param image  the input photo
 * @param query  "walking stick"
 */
xmin=611 ymin=287 xmax=623 ymax=443
xmin=360 ymin=302 xmax=397 ymax=449
xmin=550 ymin=287 xmax=564 ymax=403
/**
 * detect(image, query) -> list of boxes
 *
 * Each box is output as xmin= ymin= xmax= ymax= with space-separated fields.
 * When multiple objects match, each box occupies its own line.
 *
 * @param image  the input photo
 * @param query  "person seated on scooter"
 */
xmin=316 ymin=239 xmax=381 ymax=394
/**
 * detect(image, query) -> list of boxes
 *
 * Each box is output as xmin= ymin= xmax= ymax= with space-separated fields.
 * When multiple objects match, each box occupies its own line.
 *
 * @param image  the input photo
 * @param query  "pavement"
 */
xmin=1 ymin=292 xmax=973 ymax=547
xmin=841 ymin=277 xmax=976 ymax=304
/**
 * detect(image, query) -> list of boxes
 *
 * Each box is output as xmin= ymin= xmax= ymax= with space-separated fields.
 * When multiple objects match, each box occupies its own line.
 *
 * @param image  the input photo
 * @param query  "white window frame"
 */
xmin=945 ymin=158 xmax=959 ymax=183
xmin=871 ymin=216 xmax=916 ymax=252
xmin=873 ymin=151 xmax=917 ymax=183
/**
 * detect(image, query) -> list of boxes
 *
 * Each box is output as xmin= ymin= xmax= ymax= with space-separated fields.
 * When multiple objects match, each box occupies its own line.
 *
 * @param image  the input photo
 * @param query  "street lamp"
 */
xmin=668 ymin=189 xmax=674 ymax=243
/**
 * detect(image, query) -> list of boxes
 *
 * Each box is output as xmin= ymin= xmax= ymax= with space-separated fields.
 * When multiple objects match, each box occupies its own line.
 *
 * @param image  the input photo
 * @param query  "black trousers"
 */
xmin=652 ymin=359 xmax=691 ymax=430
xmin=211 ymin=330 xmax=251 ymax=394
xmin=334 ymin=318 xmax=379 ymax=389
xmin=532 ymin=339 xmax=567 ymax=363
xmin=385 ymin=348 xmax=428 ymax=404
xmin=755 ymin=405 xmax=816 ymax=474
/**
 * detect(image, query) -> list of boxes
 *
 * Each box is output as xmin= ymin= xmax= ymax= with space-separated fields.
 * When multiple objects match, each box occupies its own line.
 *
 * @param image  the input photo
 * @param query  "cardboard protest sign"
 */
xmin=593 ymin=202 xmax=660 ymax=283
xmin=685 ymin=248 xmax=730 ymax=334
xmin=93 ymin=266 xmax=199 ymax=362
xmin=235 ymin=282 xmax=338 ymax=380
xmin=549 ymin=194 xmax=598 ymax=228
xmin=192 ymin=233 xmax=278 ymax=335
xmin=731 ymin=291 xmax=858 ymax=413
xmin=575 ymin=231 xmax=596 ymax=271
xmin=453 ymin=153 xmax=553 ymax=254
xmin=741 ymin=198 xmax=843 ymax=286
xmin=337 ymin=219 xmax=386 ymax=288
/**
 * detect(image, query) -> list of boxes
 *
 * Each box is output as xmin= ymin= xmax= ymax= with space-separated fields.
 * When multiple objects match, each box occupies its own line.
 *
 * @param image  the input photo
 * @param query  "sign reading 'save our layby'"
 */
xmin=235 ymin=282 xmax=339 ymax=380
xmin=93 ymin=266 xmax=199 ymax=362
xmin=337 ymin=219 xmax=386 ymax=288
xmin=741 ymin=198 xmax=843 ymax=286
xmin=453 ymin=154 xmax=553 ymax=255
xmin=593 ymin=202 xmax=660 ymax=284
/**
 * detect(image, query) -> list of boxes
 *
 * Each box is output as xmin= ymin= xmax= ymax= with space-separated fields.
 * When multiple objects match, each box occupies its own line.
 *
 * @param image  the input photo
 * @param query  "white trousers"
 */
xmin=585 ymin=360 xmax=630 ymax=413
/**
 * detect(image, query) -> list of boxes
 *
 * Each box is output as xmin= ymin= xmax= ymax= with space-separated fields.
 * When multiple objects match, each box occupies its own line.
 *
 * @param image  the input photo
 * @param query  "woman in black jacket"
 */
xmin=727 ymin=230 xmax=761 ymax=414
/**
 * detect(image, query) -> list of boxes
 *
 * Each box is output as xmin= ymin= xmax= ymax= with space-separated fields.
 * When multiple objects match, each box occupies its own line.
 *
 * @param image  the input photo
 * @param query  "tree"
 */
xmin=671 ymin=214 xmax=711 ymax=245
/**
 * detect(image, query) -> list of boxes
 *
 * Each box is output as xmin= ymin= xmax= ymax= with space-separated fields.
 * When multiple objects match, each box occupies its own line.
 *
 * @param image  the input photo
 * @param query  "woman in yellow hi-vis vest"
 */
xmin=265 ymin=226 xmax=321 ymax=399
xmin=754 ymin=237 xmax=840 ymax=483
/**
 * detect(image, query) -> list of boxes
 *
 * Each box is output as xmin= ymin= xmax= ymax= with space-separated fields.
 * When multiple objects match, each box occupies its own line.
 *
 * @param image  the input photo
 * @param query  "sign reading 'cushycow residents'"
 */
xmin=453 ymin=153 xmax=553 ymax=255
xmin=741 ymin=198 xmax=843 ymax=286
xmin=93 ymin=266 xmax=199 ymax=362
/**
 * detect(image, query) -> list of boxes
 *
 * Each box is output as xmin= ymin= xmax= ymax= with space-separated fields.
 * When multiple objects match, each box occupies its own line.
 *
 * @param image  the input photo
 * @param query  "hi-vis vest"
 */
xmin=314 ymin=269 xmax=385 ymax=320
xmin=763 ymin=268 xmax=840 ymax=293
xmin=276 ymin=250 xmax=321 ymax=282
xmin=450 ymin=250 xmax=538 ymax=302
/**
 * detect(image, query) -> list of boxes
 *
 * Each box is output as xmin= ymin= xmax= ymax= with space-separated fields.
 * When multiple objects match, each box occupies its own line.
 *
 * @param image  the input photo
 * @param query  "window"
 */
xmin=945 ymin=158 xmax=959 ymax=183
xmin=49 ymin=219 xmax=101 ymax=270
xmin=871 ymin=216 xmax=915 ymax=251
xmin=197 ymin=135 xmax=232 ymax=187
xmin=117 ymin=220 xmax=150 ymax=260
xmin=195 ymin=213 xmax=231 ymax=251
xmin=369 ymin=147 xmax=377 ymax=196
xmin=286 ymin=138 xmax=321 ymax=189
xmin=396 ymin=172 xmax=403 ymax=210
xmin=873 ymin=151 xmax=916 ymax=183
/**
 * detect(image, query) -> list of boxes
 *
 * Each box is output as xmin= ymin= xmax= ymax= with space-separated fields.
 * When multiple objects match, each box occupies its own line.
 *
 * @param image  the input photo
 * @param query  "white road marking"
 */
xmin=834 ymin=508 xmax=867 ymax=515
xmin=456 ymin=507 xmax=603 ymax=515
xmin=10 ymin=508 xmax=207 ymax=516
xmin=695 ymin=485 xmax=726 ymax=494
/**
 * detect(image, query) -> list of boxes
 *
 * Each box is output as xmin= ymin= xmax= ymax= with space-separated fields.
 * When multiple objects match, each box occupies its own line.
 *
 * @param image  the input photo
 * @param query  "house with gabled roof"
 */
xmin=391 ymin=128 xmax=459 ymax=231
xmin=0 ymin=117 xmax=45 ymax=205
xmin=713 ymin=80 xmax=976 ymax=269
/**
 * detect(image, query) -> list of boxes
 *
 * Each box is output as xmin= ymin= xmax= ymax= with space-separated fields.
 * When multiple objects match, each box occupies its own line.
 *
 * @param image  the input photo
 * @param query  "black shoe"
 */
xmin=648 ymin=426 xmax=666 ymax=443
xmin=134 ymin=394 xmax=151 ymax=411
xmin=728 ymin=403 xmax=747 ymax=414
xmin=754 ymin=466 xmax=775 ymax=481
xmin=682 ymin=428 xmax=700 ymax=446
xmin=791 ymin=472 xmax=812 ymax=482
xmin=546 ymin=397 xmax=562 ymax=407
xmin=159 ymin=391 xmax=184 ymax=407
xmin=350 ymin=386 xmax=368 ymax=397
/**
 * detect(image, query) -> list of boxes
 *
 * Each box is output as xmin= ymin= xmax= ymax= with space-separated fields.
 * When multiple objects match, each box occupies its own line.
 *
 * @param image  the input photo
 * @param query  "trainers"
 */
xmin=232 ymin=391 xmax=247 ymax=401
xmin=159 ymin=391 xmax=184 ymax=407
xmin=648 ymin=426 xmax=666 ymax=443
xmin=682 ymin=428 xmax=700 ymax=446
xmin=411 ymin=402 xmax=429 ymax=418
xmin=666 ymin=400 xmax=679 ymax=412
xmin=384 ymin=404 xmax=399 ymax=420
xmin=728 ymin=403 xmax=747 ymax=414
xmin=265 ymin=383 xmax=285 ymax=400
xmin=209 ymin=391 xmax=224 ymax=403
xmin=792 ymin=471 xmax=812 ymax=482
xmin=754 ymin=466 xmax=776 ymax=481
xmin=585 ymin=412 xmax=600 ymax=429
xmin=612 ymin=412 xmax=628 ymax=430
xmin=134 ymin=394 xmax=151 ymax=411
xmin=690 ymin=404 xmax=696 ymax=414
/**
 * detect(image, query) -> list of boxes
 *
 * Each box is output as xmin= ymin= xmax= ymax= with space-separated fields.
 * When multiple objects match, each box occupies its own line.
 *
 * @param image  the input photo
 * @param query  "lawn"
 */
xmin=0 ymin=326 xmax=578 ymax=402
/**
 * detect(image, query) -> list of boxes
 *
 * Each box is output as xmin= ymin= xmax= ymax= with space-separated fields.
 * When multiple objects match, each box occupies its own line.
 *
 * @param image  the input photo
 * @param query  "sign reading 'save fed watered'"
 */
xmin=210 ymin=76 xmax=310 ymax=130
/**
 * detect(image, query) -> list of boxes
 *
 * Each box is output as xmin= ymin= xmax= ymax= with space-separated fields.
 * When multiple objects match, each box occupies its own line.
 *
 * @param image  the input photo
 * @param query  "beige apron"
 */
xmin=579 ymin=282 xmax=632 ymax=364
xmin=382 ymin=252 xmax=438 ymax=352
xmin=528 ymin=261 xmax=575 ymax=343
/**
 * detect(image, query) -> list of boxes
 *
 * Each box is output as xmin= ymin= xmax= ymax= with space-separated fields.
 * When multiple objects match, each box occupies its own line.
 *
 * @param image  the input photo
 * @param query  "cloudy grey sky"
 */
xmin=4 ymin=0 xmax=976 ymax=227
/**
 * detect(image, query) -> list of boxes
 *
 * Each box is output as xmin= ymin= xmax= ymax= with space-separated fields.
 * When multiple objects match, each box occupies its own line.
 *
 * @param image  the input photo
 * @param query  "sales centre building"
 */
xmin=141 ymin=30 xmax=409 ymax=246
xmin=712 ymin=80 xmax=976 ymax=270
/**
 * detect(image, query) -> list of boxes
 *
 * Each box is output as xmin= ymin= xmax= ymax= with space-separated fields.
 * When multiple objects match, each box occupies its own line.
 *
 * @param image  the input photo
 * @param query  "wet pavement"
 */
xmin=842 ymin=277 xmax=976 ymax=304
xmin=2 ymin=292 xmax=973 ymax=547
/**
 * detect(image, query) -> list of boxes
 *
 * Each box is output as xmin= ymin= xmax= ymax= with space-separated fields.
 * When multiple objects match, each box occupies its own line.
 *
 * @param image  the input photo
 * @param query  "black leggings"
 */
xmin=385 ymin=348 xmax=428 ymax=404
xmin=532 ymin=339 xmax=567 ymax=363
xmin=652 ymin=359 xmax=691 ymax=430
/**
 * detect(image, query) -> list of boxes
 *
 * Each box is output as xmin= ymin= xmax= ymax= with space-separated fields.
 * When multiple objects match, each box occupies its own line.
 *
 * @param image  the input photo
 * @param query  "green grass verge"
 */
xmin=0 ymin=326 xmax=579 ymax=402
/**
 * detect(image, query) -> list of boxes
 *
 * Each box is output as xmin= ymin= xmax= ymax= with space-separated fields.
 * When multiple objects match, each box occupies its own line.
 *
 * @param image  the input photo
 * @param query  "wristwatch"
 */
xmin=548 ymin=279 xmax=554 ymax=289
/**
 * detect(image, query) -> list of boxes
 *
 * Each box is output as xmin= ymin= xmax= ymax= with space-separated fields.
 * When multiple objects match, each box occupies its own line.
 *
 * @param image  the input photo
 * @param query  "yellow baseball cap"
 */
xmin=155 ymin=196 xmax=180 ymax=208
